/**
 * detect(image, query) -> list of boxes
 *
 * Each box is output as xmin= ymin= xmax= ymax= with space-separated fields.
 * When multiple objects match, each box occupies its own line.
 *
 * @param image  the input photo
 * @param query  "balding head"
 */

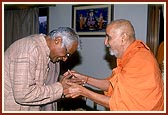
xmin=107 ymin=19 xmax=135 ymax=40
xmin=105 ymin=19 xmax=136 ymax=58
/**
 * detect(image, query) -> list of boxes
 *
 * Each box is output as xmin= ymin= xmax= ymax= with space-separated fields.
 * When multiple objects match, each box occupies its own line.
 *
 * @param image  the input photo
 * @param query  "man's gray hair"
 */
xmin=48 ymin=27 xmax=81 ymax=50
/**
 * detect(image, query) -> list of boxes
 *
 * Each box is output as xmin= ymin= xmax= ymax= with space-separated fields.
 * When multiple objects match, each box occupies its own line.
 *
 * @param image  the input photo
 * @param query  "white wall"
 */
xmin=114 ymin=4 xmax=147 ymax=42
xmin=49 ymin=5 xmax=72 ymax=29
xmin=49 ymin=3 xmax=147 ymax=111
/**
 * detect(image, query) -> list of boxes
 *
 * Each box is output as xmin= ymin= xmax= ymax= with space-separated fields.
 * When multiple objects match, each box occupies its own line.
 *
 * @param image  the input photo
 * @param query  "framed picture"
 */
xmin=72 ymin=4 xmax=113 ymax=37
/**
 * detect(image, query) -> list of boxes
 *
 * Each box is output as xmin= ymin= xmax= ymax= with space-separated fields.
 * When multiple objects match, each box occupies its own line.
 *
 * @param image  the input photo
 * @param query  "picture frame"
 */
xmin=72 ymin=4 xmax=113 ymax=37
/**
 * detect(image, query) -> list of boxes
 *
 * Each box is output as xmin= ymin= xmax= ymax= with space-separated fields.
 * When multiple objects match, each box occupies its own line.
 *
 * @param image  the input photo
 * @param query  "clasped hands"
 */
xmin=60 ymin=70 xmax=87 ymax=98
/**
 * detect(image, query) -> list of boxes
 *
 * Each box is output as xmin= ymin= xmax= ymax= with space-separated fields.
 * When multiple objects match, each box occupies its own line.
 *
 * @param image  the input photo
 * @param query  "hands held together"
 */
xmin=60 ymin=70 xmax=89 ymax=98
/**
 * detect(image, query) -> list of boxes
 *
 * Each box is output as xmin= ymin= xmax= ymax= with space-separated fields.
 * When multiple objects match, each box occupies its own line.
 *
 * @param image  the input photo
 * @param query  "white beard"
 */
xmin=106 ymin=45 xmax=118 ymax=57
xmin=109 ymin=50 xmax=115 ymax=56
xmin=109 ymin=49 xmax=118 ymax=57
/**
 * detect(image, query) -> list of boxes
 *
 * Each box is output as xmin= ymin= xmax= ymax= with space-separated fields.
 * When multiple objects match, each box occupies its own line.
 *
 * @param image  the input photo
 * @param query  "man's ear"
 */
xmin=121 ymin=33 xmax=127 ymax=44
xmin=54 ymin=37 xmax=62 ymax=44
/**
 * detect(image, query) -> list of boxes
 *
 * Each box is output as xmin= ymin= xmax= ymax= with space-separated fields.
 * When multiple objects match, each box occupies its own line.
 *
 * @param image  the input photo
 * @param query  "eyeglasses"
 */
xmin=56 ymin=45 xmax=71 ymax=62
xmin=64 ymin=44 xmax=71 ymax=58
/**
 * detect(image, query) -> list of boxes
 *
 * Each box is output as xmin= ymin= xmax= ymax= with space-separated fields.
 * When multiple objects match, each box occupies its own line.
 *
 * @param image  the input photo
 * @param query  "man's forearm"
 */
xmin=86 ymin=76 xmax=110 ymax=91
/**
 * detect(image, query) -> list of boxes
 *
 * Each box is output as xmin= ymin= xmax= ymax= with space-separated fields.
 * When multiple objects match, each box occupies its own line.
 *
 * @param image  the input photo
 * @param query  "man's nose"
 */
xmin=104 ymin=37 xmax=109 ymax=46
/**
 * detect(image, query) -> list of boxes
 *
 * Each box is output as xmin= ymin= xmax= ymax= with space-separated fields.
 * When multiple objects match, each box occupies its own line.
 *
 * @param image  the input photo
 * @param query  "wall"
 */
xmin=49 ymin=3 xmax=147 ymax=111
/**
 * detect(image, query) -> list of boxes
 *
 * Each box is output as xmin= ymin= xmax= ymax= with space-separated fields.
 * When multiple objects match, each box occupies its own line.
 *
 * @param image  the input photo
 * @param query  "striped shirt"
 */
xmin=4 ymin=34 xmax=63 ymax=111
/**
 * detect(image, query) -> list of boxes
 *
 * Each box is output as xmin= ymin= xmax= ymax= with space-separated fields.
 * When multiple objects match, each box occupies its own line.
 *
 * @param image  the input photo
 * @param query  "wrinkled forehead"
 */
xmin=106 ymin=24 xmax=121 ymax=35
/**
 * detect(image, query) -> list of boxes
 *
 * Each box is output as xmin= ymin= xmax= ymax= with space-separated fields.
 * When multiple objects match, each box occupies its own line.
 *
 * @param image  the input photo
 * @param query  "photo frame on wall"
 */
xmin=72 ymin=4 xmax=114 ymax=37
